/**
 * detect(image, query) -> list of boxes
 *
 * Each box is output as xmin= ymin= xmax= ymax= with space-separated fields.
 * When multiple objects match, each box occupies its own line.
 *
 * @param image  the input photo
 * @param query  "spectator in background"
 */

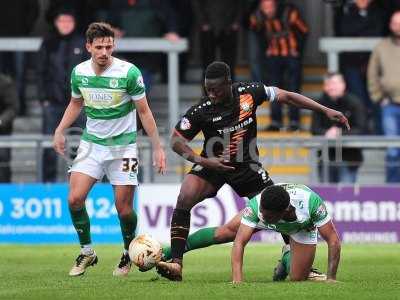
xmin=37 ymin=9 xmax=88 ymax=182
xmin=0 ymin=74 xmax=19 ymax=182
xmin=336 ymin=0 xmax=386 ymax=134
xmin=167 ymin=0 xmax=193 ymax=82
xmin=250 ymin=0 xmax=308 ymax=131
xmin=193 ymin=0 xmax=243 ymax=80
xmin=92 ymin=0 xmax=180 ymax=91
xmin=0 ymin=0 xmax=39 ymax=116
xmin=375 ymin=0 xmax=400 ymax=32
xmin=368 ymin=11 xmax=400 ymax=183
xmin=312 ymin=73 xmax=365 ymax=183
xmin=45 ymin=0 xmax=93 ymax=34
xmin=245 ymin=0 xmax=264 ymax=82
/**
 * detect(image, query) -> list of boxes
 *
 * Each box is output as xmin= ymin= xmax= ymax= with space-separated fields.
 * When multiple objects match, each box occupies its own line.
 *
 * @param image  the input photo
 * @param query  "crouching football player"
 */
xmin=231 ymin=184 xmax=341 ymax=283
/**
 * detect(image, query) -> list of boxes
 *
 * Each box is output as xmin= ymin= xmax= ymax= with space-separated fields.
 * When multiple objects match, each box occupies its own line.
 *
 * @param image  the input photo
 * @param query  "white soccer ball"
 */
xmin=128 ymin=234 xmax=162 ymax=271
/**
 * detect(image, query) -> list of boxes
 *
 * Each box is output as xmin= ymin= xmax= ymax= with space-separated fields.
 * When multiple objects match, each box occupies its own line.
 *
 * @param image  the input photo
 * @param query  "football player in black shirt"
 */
xmin=156 ymin=62 xmax=349 ymax=281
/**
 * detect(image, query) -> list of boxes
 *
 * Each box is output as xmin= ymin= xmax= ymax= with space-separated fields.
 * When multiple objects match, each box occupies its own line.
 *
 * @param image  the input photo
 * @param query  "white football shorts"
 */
xmin=290 ymin=229 xmax=318 ymax=245
xmin=69 ymin=140 xmax=139 ymax=185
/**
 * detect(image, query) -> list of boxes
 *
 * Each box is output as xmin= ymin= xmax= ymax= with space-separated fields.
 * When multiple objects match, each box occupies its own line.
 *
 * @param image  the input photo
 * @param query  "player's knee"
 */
xmin=68 ymin=193 xmax=85 ymax=210
xmin=115 ymin=202 xmax=132 ymax=218
xmin=176 ymin=192 xmax=194 ymax=210
xmin=117 ymin=209 xmax=132 ymax=219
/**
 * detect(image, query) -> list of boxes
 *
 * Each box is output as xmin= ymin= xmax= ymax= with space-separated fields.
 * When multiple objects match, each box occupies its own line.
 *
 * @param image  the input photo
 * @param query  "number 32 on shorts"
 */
xmin=122 ymin=158 xmax=139 ymax=173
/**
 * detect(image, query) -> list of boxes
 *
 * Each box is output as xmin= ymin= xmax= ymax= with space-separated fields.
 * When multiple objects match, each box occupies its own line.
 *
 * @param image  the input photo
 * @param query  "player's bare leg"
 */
xmin=68 ymin=172 xmax=98 ymax=276
xmin=113 ymin=185 xmax=137 ymax=276
xmin=289 ymin=239 xmax=317 ymax=281
xmin=214 ymin=211 xmax=243 ymax=242
xmin=157 ymin=174 xmax=218 ymax=281
xmin=162 ymin=210 xmax=260 ymax=260
xmin=273 ymin=238 xmax=326 ymax=281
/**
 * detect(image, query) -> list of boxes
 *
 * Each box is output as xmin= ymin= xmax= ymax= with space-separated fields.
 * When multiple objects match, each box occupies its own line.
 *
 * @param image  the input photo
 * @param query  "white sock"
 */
xmin=81 ymin=245 xmax=94 ymax=256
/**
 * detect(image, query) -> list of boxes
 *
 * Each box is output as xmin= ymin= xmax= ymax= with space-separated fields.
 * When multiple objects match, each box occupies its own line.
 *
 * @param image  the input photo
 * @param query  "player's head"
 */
xmin=85 ymin=22 xmax=115 ymax=67
xmin=204 ymin=61 xmax=232 ymax=103
xmin=259 ymin=185 xmax=290 ymax=224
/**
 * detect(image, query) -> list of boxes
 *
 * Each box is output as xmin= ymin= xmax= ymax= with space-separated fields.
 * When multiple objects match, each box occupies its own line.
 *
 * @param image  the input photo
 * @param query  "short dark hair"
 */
xmin=205 ymin=61 xmax=231 ymax=80
xmin=86 ymin=22 xmax=114 ymax=44
xmin=260 ymin=185 xmax=290 ymax=212
xmin=324 ymin=71 xmax=344 ymax=81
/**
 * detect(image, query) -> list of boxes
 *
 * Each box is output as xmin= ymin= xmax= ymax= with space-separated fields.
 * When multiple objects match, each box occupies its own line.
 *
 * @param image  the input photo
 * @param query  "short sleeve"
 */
xmin=309 ymin=192 xmax=331 ymax=228
xmin=127 ymin=65 xmax=146 ymax=101
xmin=174 ymin=107 xmax=202 ymax=141
xmin=70 ymin=67 xmax=82 ymax=98
xmin=237 ymin=82 xmax=277 ymax=106
xmin=241 ymin=197 xmax=260 ymax=228
xmin=263 ymin=85 xmax=278 ymax=103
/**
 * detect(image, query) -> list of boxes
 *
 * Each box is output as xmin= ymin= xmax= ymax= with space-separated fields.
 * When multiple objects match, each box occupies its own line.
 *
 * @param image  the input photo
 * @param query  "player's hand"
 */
xmin=53 ymin=130 xmax=66 ymax=156
xmin=201 ymin=157 xmax=235 ymax=172
xmin=324 ymin=108 xmax=350 ymax=130
xmin=153 ymin=146 xmax=166 ymax=175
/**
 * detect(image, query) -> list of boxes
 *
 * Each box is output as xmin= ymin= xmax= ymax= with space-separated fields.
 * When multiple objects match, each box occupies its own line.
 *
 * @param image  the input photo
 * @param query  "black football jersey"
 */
xmin=174 ymin=82 xmax=277 ymax=163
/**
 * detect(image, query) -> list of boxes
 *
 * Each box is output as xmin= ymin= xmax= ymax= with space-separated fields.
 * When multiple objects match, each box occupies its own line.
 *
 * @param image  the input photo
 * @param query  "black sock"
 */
xmin=170 ymin=208 xmax=191 ymax=261
xmin=281 ymin=233 xmax=290 ymax=245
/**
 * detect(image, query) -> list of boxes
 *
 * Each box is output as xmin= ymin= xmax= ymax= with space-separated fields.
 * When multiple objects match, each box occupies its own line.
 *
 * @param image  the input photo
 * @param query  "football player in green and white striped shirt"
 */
xmin=231 ymin=184 xmax=341 ymax=283
xmin=53 ymin=22 xmax=166 ymax=277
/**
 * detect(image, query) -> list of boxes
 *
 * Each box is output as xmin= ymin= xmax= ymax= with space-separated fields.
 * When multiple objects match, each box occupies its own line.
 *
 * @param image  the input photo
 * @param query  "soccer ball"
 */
xmin=128 ymin=234 xmax=162 ymax=271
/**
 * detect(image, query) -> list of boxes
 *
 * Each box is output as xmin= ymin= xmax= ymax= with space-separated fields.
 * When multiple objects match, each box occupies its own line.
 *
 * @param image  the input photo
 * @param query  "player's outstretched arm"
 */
xmin=318 ymin=220 xmax=341 ymax=281
xmin=275 ymin=88 xmax=350 ymax=130
xmin=136 ymin=97 xmax=166 ymax=174
xmin=53 ymin=98 xmax=83 ymax=156
xmin=171 ymin=130 xmax=235 ymax=172
xmin=231 ymin=224 xmax=254 ymax=283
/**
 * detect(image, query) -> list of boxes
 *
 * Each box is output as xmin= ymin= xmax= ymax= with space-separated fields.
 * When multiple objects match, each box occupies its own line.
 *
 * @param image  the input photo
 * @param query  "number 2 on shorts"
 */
xmin=122 ymin=158 xmax=138 ymax=173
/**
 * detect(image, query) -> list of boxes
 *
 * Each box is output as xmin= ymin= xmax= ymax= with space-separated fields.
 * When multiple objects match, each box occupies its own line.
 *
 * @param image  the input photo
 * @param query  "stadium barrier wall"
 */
xmin=0 ymin=184 xmax=399 ymax=244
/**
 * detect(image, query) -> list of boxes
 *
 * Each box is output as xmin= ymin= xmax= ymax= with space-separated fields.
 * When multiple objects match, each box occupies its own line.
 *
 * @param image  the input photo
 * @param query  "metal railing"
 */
xmin=319 ymin=37 xmax=382 ymax=72
xmin=1 ymin=134 xmax=400 ymax=183
xmin=0 ymin=37 xmax=188 ymax=132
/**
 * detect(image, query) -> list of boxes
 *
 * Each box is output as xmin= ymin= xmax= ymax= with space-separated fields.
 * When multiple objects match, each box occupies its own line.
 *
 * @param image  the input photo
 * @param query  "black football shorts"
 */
xmin=188 ymin=162 xmax=274 ymax=197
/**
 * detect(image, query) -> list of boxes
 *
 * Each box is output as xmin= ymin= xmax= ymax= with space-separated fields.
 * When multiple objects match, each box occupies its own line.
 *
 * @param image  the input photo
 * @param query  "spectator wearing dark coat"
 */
xmin=193 ymin=0 xmax=243 ymax=80
xmin=336 ymin=0 xmax=386 ymax=134
xmin=37 ymin=9 xmax=88 ymax=182
xmin=167 ymin=0 xmax=193 ymax=82
xmin=0 ymin=0 xmax=39 ymax=115
xmin=245 ymin=0 xmax=264 ymax=82
xmin=311 ymin=73 xmax=366 ymax=183
xmin=45 ymin=0 xmax=93 ymax=34
xmin=0 ymin=74 xmax=19 ymax=182
xmin=91 ymin=0 xmax=180 ymax=90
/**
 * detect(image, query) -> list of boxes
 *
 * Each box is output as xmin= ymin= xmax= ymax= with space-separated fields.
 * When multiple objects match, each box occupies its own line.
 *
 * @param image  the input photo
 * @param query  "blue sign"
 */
xmin=0 ymin=184 xmax=130 ymax=244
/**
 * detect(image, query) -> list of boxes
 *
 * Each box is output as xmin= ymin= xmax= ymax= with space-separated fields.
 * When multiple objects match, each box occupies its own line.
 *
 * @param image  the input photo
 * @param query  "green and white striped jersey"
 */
xmin=71 ymin=57 xmax=145 ymax=146
xmin=241 ymin=184 xmax=331 ymax=235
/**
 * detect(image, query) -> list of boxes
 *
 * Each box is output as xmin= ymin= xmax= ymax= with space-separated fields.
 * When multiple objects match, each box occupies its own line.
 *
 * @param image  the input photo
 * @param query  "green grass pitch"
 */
xmin=0 ymin=244 xmax=399 ymax=300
